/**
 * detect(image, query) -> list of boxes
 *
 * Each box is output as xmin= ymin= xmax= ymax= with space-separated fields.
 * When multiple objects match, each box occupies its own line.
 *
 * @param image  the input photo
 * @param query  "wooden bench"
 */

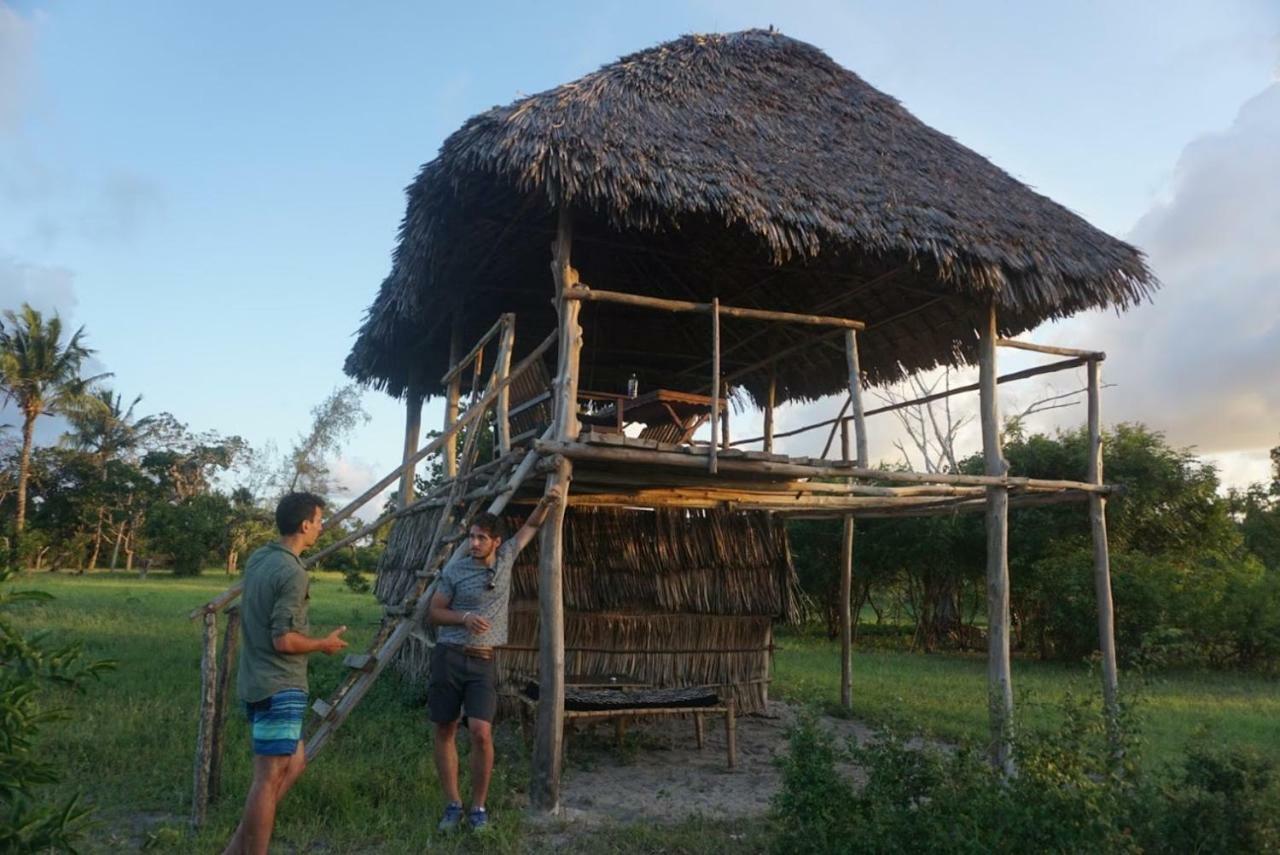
xmin=517 ymin=682 xmax=737 ymax=769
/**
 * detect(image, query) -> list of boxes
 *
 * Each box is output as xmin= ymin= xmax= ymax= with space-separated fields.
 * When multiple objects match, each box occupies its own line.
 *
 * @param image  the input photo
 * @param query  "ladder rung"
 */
xmin=384 ymin=603 xmax=410 ymax=617
xmin=312 ymin=699 xmax=334 ymax=718
xmin=344 ymin=653 xmax=374 ymax=671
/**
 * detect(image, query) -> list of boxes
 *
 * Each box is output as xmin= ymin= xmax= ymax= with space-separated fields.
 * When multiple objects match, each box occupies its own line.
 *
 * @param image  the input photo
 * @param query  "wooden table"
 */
xmin=578 ymin=389 xmax=723 ymax=444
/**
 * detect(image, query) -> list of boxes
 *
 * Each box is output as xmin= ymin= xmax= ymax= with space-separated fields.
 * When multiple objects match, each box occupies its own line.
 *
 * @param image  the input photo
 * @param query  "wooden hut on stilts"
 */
xmin=189 ymin=29 xmax=1154 ymax=821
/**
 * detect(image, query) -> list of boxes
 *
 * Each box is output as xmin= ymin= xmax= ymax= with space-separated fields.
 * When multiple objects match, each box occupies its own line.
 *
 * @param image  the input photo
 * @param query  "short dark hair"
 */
xmin=276 ymin=492 xmax=326 ymax=535
xmin=470 ymin=512 xmax=503 ymax=539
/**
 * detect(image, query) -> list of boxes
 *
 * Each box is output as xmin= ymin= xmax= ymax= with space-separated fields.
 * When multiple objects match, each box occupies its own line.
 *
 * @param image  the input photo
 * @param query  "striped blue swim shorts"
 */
xmin=244 ymin=689 xmax=307 ymax=756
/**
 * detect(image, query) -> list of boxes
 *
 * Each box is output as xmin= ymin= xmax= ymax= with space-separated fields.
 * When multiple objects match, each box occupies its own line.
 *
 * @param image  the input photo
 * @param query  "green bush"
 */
xmin=771 ymin=701 xmax=1280 ymax=854
xmin=1 ymin=567 xmax=114 ymax=851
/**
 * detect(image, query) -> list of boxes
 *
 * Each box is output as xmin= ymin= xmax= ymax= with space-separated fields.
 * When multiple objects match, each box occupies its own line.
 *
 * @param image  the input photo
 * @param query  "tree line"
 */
xmin=0 ymin=304 xmax=385 ymax=581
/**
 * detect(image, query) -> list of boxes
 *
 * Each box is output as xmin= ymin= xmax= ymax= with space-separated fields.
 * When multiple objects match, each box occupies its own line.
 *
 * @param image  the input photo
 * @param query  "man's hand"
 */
xmin=319 ymin=625 xmax=349 ymax=655
xmin=464 ymin=613 xmax=492 ymax=635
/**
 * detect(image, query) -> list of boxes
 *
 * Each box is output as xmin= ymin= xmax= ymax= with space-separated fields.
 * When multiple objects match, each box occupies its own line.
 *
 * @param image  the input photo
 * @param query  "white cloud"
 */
xmin=0 ymin=4 xmax=38 ymax=134
xmin=1054 ymin=83 xmax=1280 ymax=475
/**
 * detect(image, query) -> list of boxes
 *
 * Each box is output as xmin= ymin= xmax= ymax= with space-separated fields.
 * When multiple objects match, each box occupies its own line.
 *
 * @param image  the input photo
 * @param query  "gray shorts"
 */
xmin=428 ymin=644 xmax=498 ymax=724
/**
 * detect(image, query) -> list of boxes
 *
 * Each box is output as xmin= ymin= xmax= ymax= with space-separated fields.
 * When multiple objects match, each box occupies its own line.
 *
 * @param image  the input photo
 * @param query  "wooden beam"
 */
xmin=207 ymin=606 xmax=240 ymax=805
xmin=998 ymin=338 xmax=1104 ymax=361
xmin=980 ymin=303 xmax=1015 ymax=776
xmin=536 ymin=439 xmax=1115 ymax=493
xmin=763 ymin=367 xmax=776 ymax=453
xmin=1089 ymin=358 xmax=1121 ymax=754
xmin=496 ymin=315 xmax=515 ymax=455
xmin=845 ymin=330 xmax=868 ymax=467
xmin=840 ymin=515 xmax=854 ymax=709
xmin=190 ymin=612 xmax=217 ymax=827
xmin=564 ymin=286 xmax=865 ymax=330
xmin=532 ymin=206 xmax=577 ymax=814
xmin=399 ymin=389 xmax=423 ymax=509
xmin=441 ymin=314 xmax=510 ymax=385
xmin=709 ymin=298 xmax=720 ymax=475
xmin=444 ymin=316 xmax=463 ymax=479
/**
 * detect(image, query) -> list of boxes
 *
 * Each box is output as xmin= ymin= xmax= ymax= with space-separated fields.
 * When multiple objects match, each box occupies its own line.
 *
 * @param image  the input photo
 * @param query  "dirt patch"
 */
xmin=518 ymin=700 xmax=875 ymax=828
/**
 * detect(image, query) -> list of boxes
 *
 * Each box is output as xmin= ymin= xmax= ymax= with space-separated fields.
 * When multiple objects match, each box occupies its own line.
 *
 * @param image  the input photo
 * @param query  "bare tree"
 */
xmin=871 ymin=368 xmax=974 ymax=474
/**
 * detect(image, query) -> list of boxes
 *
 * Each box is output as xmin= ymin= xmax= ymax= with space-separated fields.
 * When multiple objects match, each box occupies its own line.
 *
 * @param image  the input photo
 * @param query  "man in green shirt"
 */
xmin=223 ymin=492 xmax=348 ymax=855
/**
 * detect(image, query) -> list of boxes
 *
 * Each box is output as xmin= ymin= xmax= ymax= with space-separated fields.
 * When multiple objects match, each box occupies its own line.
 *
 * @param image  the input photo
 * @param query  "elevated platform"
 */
xmin=521 ymin=431 xmax=1111 ymax=519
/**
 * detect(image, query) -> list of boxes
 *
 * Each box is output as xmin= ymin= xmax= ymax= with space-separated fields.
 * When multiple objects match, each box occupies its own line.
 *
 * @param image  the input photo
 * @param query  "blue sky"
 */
xmin=2 ymin=1 xmax=1277 ymax=503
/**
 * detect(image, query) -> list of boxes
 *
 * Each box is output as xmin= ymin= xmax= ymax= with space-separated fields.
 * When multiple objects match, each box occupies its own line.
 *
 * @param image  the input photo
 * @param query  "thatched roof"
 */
xmin=346 ymin=29 xmax=1155 ymax=405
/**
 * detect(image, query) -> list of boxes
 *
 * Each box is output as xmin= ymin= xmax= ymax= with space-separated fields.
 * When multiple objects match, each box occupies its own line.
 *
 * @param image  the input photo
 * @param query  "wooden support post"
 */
xmin=444 ymin=316 xmax=463 ymax=479
xmin=845 ymin=330 xmax=868 ymax=467
xmin=725 ymin=699 xmax=737 ymax=770
xmin=496 ymin=315 xmax=515 ymax=455
xmin=721 ymin=399 xmax=730 ymax=451
xmin=399 ymin=389 xmax=423 ymax=509
xmin=839 ymin=424 xmax=854 ymax=710
xmin=1088 ymin=358 xmax=1121 ymax=753
xmin=208 ymin=606 xmax=240 ymax=804
xmin=709 ymin=298 xmax=720 ymax=474
xmin=979 ymin=303 xmax=1015 ymax=776
xmin=763 ymin=368 xmax=776 ymax=453
xmin=191 ymin=612 xmax=218 ymax=827
xmin=532 ymin=206 xmax=579 ymax=814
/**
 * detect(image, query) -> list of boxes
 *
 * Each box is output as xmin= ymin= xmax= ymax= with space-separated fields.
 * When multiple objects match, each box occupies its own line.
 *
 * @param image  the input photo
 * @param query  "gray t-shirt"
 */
xmin=434 ymin=539 xmax=518 ymax=648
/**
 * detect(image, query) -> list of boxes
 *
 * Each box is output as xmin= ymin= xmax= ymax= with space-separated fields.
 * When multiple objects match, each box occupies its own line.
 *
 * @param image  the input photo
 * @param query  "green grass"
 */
xmin=773 ymin=627 xmax=1280 ymax=767
xmin=7 ymin=571 xmax=1279 ymax=851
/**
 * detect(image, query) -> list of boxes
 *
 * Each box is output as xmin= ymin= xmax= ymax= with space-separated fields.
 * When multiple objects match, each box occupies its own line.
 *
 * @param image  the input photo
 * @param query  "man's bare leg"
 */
xmin=468 ymin=719 xmax=494 ymax=808
xmin=222 ymin=754 xmax=290 ymax=855
xmin=433 ymin=720 xmax=461 ymax=805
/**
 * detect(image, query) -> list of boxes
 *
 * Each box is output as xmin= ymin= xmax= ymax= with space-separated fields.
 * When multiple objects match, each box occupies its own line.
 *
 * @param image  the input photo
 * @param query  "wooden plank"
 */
xmin=980 ymin=303 xmax=1015 ymax=776
xmin=312 ymin=698 xmax=333 ymax=719
xmin=344 ymin=653 xmax=373 ymax=671
xmin=207 ymin=607 xmax=240 ymax=805
xmin=997 ymin=338 xmax=1104 ymax=360
xmin=564 ymin=286 xmax=865 ymax=329
xmin=441 ymin=314 xmax=509 ymax=385
xmin=190 ymin=612 xmax=218 ymax=827
xmin=1089 ymin=358 xmax=1121 ymax=753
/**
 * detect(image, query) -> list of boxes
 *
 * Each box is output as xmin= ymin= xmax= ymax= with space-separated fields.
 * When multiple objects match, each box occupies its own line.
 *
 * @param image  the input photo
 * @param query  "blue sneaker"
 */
xmin=437 ymin=801 xmax=463 ymax=833
xmin=468 ymin=806 xmax=490 ymax=833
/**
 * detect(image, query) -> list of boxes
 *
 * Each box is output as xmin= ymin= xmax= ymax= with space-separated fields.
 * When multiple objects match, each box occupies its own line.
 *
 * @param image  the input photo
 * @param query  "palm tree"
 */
xmin=0 ymin=304 xmax=108 ymax=546
xmin=62 ymin=387 xmax=153 ymax=570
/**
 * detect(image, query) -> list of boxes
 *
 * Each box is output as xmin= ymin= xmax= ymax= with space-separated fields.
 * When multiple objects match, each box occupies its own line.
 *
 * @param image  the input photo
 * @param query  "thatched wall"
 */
xmin=376 ymin=505 xmax=800 ymax=715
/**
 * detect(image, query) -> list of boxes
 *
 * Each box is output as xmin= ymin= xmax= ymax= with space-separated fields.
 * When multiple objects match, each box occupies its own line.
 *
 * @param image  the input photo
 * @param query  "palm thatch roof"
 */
xmin=346 ymin=29 xmax=1155 ymax=405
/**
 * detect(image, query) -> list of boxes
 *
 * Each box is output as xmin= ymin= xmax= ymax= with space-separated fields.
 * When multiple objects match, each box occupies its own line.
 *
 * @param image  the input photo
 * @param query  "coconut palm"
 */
xmin=0 ymin=304 xmax=108 ymax=542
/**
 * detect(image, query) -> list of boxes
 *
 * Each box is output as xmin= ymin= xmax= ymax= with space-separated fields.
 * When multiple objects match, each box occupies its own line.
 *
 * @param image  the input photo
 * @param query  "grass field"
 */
xmin=7 ymin=570 xmax=1279 ymax=852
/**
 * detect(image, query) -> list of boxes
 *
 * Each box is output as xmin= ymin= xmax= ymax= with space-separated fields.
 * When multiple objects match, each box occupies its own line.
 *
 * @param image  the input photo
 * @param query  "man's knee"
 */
xmin=252 ymin=755 xmax=292 ymax=789
xmin=434 ymin=719 xmax=459 ymax=742
xmin=468 ymin=719 xmax=493 ymax=746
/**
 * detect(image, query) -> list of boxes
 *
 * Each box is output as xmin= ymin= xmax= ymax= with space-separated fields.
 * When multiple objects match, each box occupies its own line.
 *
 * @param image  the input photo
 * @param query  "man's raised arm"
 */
xmin=510 ymin=484 xmax=564 ymax=552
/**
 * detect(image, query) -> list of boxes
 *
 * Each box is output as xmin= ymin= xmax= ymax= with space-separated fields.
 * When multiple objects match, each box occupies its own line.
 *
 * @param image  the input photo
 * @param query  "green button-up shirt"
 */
xmin=236 ymin=541 xmax=310 ymax=703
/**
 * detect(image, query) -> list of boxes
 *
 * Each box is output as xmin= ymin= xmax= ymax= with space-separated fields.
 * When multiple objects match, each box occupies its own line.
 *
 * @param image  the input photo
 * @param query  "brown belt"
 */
xmin=461 ymin=645 xmax=494 ymax=660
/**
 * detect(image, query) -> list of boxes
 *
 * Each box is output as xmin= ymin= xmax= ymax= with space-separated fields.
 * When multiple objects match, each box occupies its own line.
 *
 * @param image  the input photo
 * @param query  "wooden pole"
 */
xmin=444 ymin=316 xmax=463 ymax=479
xmin=532 ymin=206 xmax=579 ymax=813
xmin=563 ymin=286 xmax=864 ymax=329
xmin=709 ymin=298 xmax=720 ymax=474
xmin=208 ymin=606 xmax=240 ymax=804
xmin=191 ymin=612 xmax=218 ymax=827
xmin=979 ymin=303 xmax=1015 ymax=776
xmin=763 ymin=368 xmax=776 ymax=453
xmin=997 ymin=338 xmax=1105 ymax=360
xmin=840 ymin=516 xmax=854 ymax=709
xmin=496 ymin=315 xmax=515 ymax=455
xmin=845 ymin=330 xmax=868 ymax=467
xmin=1088 ymin=358 xmax=1121 ymax=753
xmin=399 ymin=389 xmax=423 ymax=509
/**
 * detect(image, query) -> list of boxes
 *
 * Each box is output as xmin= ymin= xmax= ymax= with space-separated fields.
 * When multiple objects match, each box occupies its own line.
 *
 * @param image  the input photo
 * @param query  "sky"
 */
xmin=1 ymin=0 xmax=1277 ymax=509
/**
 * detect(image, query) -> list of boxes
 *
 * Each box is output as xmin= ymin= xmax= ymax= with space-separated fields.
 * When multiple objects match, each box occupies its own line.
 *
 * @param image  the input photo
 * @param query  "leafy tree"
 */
xmin=143 ymin=493 xmax=234 ymax=576
xmin=280 ymin=384 xmax=368 ymax=496
xmin=0 ymin=305 xmax=106 ymax=555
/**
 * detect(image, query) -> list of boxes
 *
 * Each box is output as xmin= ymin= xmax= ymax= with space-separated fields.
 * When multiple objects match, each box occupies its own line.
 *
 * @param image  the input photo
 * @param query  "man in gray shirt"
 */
xmin=428 ymin=484 xmax=562 ymax=833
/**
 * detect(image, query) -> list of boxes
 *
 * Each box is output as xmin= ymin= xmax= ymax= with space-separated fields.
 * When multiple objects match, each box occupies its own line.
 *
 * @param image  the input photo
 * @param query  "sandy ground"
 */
xmin=520 ymin=700 xmax=875 ymax=827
